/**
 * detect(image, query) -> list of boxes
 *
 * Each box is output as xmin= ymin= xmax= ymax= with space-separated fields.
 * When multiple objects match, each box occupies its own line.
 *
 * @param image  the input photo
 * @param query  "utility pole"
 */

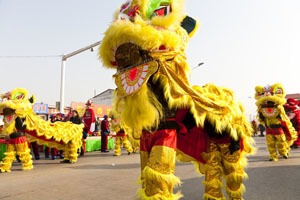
xmin=59 ymin=41 xmax=101 ymax=113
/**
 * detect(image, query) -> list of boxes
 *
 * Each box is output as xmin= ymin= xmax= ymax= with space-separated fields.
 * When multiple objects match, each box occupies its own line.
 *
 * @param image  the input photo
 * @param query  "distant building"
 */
xmin=45 ymin=89 xmax=114 ymax=119
xmin=90 ymin=89 xmax=114 ymax=106
xmin=70 ymin=101 xmax=112 ymax=118
xmin=286 ymin=93 xmax=300 ymax=101
xmin=69 ymin=89 xmax=115 ymax=118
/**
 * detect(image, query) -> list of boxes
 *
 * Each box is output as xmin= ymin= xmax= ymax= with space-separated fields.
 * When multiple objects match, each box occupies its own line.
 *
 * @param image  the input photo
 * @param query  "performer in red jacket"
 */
xmin=81 ymin=100 xmax=95 ymax=155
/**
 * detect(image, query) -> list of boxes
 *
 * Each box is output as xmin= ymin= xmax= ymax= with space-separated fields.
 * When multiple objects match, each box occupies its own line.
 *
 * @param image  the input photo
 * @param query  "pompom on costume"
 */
xmin=0 ymin=88 xmax=84 ymax=172
xmin=283 ymin=98 xmax=300 ymax=148
xmin=254 ymin=83 xmax=298 ymax=161
xmin=99 ymin=1 xmax=255 ymax=199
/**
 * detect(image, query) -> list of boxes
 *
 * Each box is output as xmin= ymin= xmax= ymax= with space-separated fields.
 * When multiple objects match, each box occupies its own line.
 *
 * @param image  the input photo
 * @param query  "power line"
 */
xmin=0 ymin=55 xmax=62 ymax=58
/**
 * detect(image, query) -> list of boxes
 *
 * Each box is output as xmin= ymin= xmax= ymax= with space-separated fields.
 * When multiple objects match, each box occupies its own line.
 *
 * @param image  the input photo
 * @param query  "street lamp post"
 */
xmin=59 ymin=41 xmax=101 ymax=113
xmin=190 ymin=62 xmax=204 ymax=81
xmin=192 ymin=62 xmax=204 ymax=71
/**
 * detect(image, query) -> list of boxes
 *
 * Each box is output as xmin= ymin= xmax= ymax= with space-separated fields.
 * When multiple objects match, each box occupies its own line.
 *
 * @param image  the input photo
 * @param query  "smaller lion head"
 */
xmin=254 ymin=83 xmax=286 ymax=119
xmin=0 ymin=88 xmax=35 ymax=134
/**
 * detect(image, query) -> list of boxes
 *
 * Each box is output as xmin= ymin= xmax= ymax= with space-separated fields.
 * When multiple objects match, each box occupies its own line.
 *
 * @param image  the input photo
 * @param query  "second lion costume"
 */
xmin=0 ymin=88 xmax=84 ymax=172
xmin=254 ymin=83 xmax=297 ymax=161
xmin=284 ymin=98 xmax=300 ymax=149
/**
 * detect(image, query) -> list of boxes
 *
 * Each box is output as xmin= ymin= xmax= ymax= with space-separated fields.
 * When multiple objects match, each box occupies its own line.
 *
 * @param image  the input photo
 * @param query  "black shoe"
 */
xmin=16 ymin=156 xmax=21 ymax=163
xmin=102 ymin=150 xmax=109 ymax=153
xmin=291 ymin=144 xmax=299 ymax=149
xmin=60 ymin=160 xmax=71 ymax=163
xmin=35 ymin=156 xmax=40 ymax=160
xmin=128 ymin=152 xmax=131 ymax=155
xmin=283 ymin=155 xmax=288 ymax=159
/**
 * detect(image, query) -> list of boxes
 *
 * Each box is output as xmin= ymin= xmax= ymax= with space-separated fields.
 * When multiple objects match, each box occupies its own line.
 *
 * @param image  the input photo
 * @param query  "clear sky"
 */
xmin=1 ymin=0 xmax=300 ymax=118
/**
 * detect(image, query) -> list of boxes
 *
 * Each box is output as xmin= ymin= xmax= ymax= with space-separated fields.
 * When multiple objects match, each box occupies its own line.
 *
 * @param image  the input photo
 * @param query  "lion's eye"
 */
xmin=1 ymin=97 xmax=8 ymax=102
xmin=274 ymin=88 xmax=283 ymax=95
xmin=150 ymin=5 xmax=171 ymax=18
xmin=16 ymin=94 xmax=24 ymax=100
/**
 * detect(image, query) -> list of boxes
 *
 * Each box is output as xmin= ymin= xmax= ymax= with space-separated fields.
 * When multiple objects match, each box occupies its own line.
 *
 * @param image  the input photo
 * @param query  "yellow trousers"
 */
xmin=202 ymin=140 xmax=247 ymax=200
xmin=114 ymin=135 xmax=133 ymax=156
xmin=266 ymin=134 xmax=289 ymax=161
xmin=62 ymin=141 xmax=79 ymax=163
xmin=138 ymin=129 xmax=182 ymax=200
xmin=0 ymin=137 xmax=33 ymax=172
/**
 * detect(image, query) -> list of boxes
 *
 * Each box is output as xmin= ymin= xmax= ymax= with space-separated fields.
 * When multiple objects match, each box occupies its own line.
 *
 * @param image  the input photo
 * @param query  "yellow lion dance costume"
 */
xmin=254 ymin=83 xmax=297 ymax=161
xmin=99 ymin=1 xmax=255 ymax=199
xmin=0 ymin=88 xmax=84 ymax=172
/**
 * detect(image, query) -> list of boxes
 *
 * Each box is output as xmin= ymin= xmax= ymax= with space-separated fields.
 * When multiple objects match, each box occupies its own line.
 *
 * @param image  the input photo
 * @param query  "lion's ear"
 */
xmin=29 ymin=95 xmax=36 ymax=104
xmin=181 ymin=15 xmax=199 ymax=38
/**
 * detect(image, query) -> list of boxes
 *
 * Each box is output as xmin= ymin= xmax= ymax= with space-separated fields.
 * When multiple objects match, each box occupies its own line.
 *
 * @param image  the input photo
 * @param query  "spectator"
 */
xmin=69 ymin=110 xmax=85 ymax=156
xmin=93 ymin=117 xmax=100 ymax=136
xmin=81 ymin=100 xmax=96 ymax=155
xmin=82 ymin=100 xmax=96 ymax=137
xmin=251 ymin=120 xmax=258 ymax=137
xmin=258 ymin=124 xmax=265 ymax=137
xmin=45 ymin=113 xmax=64 ymax=159
xmin=30 ymin=141 xmax=40 ymax=160
xmin=100 ymin=115 xmax=110 ymax=152
xmin=70 ymin=110 xmax=82 ymax=125
xmin=45 ymin=114 xmax=56 ymax=159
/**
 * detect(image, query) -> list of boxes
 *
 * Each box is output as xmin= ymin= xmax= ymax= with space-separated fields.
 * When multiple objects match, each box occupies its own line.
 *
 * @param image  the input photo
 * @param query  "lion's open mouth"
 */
xmin=261 ymin=101 xmax=279 ymax=117
xmin=113 ymin=43 xmax=159 ymax=97
xmin=261 ymin=101 xmax=276 ymax=108
xmin=3 ymin=107 xmax=15 ymax=124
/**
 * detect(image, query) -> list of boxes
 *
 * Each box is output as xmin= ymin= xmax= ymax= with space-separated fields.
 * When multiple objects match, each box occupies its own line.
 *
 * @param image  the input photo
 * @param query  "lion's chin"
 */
xmin=115 ymin=84 xmax=162 ymax=133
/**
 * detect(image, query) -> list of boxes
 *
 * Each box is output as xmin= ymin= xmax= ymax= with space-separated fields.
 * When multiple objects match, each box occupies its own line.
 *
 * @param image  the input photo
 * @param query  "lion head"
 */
xmin=254 ymin=83 xmax=286 ymax=119
xmin=0 ymin=88 xmax=35 ymax=135
xmin=99 ymin=0 xmax=201 ymax=131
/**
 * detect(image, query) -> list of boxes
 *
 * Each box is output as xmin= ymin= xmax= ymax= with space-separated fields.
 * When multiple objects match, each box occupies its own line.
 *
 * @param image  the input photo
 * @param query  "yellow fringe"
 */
xmin=226 ymin=184 xmax=246 ymax=200
xmin=137 ymin=189 xmax=183 ymax=200
xmin=0 ymin=151 xmax=15 ymax=172
xmin=203 ymin=193 xmax=226 ymax=200
xmin=137 ymin=165 xmax=182 ymax=200
xmin=222 ymin=154 xmax=249 ymax=175
xmin=203 ymin=178 xmax=223 ymax=190
xmin=0 ymin=142 xmax=33 ymax=172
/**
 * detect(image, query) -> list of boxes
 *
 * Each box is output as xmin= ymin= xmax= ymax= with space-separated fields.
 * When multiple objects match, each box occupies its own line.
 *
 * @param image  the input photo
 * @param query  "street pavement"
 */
xmin=1 ymin=136 xmax=300 ymax=200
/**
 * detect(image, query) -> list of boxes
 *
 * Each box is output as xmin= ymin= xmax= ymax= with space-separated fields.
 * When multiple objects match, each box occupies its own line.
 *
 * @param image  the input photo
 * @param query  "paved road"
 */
xmin=1 ymin=136 xmax=300 ymax=200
